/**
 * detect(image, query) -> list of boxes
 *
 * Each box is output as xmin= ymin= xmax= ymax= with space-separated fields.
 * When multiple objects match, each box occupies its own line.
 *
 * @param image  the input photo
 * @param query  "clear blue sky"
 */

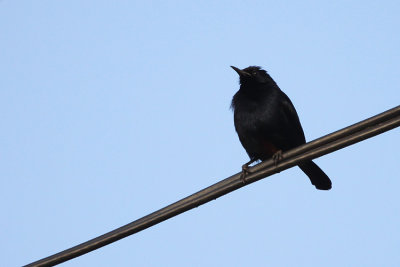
xmin=2 ymin=1 xmax=400 ymax=266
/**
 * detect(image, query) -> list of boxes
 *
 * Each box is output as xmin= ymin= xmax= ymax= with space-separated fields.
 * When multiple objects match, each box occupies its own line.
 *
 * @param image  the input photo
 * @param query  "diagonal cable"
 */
xmin=25 ymin=105 xmax=400 ymax=267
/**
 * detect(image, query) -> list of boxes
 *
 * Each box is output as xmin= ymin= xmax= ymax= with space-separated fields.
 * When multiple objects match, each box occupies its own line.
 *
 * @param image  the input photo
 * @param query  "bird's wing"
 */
xmin=279 ymin=92 xmax=307 ymax=146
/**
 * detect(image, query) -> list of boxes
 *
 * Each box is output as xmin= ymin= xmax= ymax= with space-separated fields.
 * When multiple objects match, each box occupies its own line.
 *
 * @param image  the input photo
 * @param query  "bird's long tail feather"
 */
xmin=299 ymin=161 xmax=332 ymax=190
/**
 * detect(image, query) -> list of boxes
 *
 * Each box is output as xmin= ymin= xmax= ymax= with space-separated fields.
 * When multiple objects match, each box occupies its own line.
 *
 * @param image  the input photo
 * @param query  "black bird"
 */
xmin=231 ymin=66 xmax=332 ymax=190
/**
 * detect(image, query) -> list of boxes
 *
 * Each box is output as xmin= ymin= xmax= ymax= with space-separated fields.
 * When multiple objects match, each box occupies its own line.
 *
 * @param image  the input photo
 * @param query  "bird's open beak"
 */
xmin=231 ymin=66 xmax=251 ymax=77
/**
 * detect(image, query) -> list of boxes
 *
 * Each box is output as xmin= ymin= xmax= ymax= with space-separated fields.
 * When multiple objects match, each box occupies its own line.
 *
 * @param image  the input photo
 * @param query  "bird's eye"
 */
xmin=252 ymin=72 xmax=257 ymax=76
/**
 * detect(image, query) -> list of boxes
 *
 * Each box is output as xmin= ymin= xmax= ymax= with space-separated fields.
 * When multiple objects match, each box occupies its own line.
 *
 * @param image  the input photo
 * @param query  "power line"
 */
xmin=25 ymin=105 xmax=400 ymax=267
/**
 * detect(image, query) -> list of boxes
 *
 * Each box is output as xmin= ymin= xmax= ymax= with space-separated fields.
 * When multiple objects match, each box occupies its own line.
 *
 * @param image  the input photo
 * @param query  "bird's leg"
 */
xmin=240 ymin=159 xmax=256 ymax=183
xmin=272 ymin=150 xmax=283 ymax=167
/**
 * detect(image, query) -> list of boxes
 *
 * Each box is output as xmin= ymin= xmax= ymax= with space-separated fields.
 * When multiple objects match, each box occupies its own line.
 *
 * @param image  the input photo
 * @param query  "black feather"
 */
xmin=231 ymin=66 xmax=332 ymax=190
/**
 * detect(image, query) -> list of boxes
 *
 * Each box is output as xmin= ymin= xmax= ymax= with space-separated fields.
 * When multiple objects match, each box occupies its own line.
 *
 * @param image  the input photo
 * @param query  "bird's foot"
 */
xmin=240 ymin=164 xmax=251 ymax=184
xmin=240 ymin=159 xmax=256 ymax=184
xmin=272 ymin=150 xmax=283 ymax=167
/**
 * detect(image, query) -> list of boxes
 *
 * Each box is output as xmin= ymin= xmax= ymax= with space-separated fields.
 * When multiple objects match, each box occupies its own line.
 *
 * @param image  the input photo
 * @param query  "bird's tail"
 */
xmin=299 ymin=161 xmax=332 ymax=190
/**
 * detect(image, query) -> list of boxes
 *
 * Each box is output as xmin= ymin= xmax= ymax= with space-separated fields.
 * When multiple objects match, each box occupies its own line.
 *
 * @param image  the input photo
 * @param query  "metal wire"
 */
xmin=249 ymin=104 xmax=400 ymax=174
xmin=24 ymin=105 xmax=400 ymax=267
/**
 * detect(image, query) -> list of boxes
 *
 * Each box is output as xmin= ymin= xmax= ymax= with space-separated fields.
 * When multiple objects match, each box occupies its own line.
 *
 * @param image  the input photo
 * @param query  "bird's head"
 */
xmin=231 ymin=66 xmax=270 ymax=85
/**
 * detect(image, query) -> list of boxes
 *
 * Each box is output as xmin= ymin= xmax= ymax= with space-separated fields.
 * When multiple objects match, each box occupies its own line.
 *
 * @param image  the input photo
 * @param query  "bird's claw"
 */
xmin=239 ymin=159 xmax=256 ymax=184
xmin=240 ymin=164 xmax=251 ymax=184
xmin=272 ymin=150 xmax=283 ymax=166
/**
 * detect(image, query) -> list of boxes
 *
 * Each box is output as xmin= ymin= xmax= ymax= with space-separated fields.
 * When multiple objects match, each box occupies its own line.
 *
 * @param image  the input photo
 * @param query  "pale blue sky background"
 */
xmin=1 ymin=1 xmax=400 ymax=266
